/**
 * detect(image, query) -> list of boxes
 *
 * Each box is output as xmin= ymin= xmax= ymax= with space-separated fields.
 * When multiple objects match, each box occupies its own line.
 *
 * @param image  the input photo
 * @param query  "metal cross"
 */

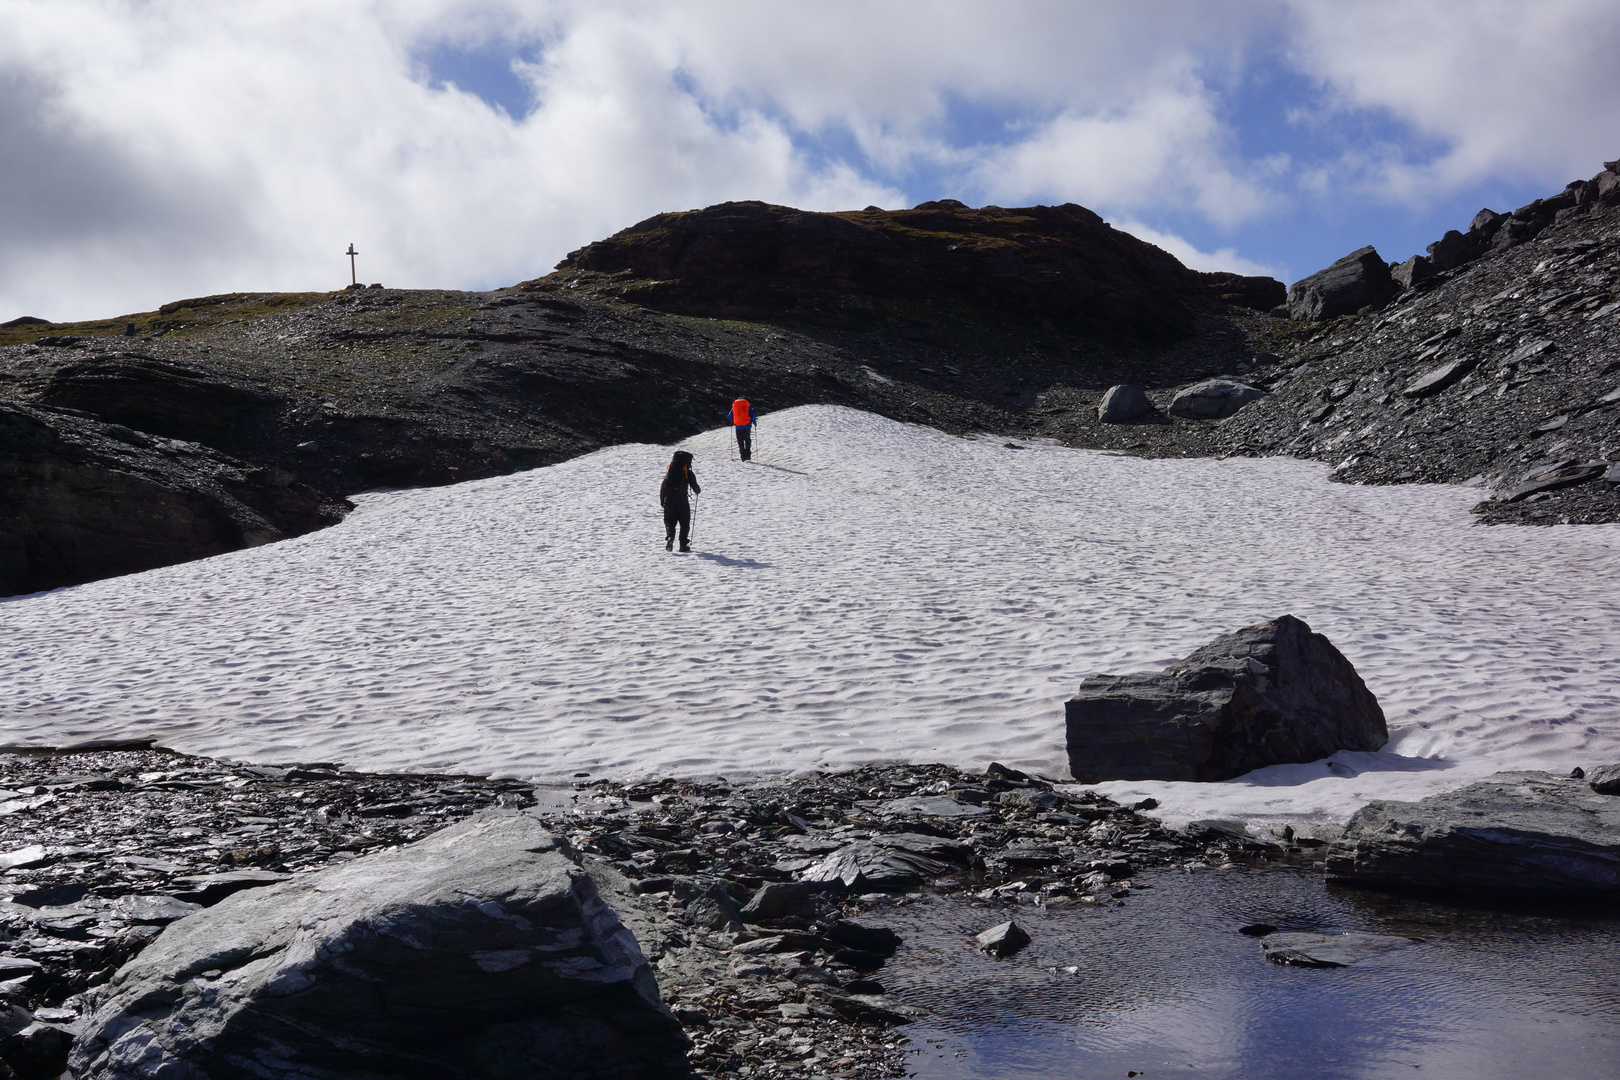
xmin=346 ymin=243 xmax=358 ymax=286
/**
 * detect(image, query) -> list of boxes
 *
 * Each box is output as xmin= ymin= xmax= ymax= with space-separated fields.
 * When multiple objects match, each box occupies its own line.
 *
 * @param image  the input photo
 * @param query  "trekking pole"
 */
xmin=688 ymin=492 xmax=698 ymax=545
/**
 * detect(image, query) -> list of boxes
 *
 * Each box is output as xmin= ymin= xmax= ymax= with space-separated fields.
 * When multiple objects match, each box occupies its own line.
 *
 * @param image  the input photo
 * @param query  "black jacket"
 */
xmin=660 ymin=463 xmax=700 ymax=509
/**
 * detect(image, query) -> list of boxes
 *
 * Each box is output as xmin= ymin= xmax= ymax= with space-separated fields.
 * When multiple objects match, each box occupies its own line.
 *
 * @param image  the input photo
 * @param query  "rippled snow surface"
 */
xmin=5 ymin=406 xmax=1618 ymax=824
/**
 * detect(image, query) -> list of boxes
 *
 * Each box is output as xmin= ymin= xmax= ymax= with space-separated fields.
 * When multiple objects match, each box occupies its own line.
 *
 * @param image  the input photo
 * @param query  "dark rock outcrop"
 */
xmin=1323 ymin=772 xmax=1620 ymax=899
xmin=0 ymin=402 xmax=343 ymax=596
xmin=558 ymin=199 xmax=1276 ymax=342
xmin=1167 ymin=377 xmax=1265 ymax=419
xmin=1065 ymin=615 xmax=1387 ymax=783
xmin=1096 ymin=384 xmax=1151 ymax=422
xmin=68 ymin=813 xmax=690 ymax=1080
xmin=1287 ymin=246 xmax=1397 ymax=321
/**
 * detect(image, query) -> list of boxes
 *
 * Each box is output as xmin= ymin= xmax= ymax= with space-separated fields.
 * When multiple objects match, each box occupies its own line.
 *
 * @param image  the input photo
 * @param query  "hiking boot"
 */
xmin=665 ymin=536 xmax=674 ymax=551
xmin=679 ymin=541 xmax=691 ymax=552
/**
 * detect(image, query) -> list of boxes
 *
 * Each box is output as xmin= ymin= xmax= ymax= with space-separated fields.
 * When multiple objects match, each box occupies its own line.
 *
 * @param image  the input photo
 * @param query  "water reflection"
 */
xmin=881 ymin=865 xmax=1620 ymax=1079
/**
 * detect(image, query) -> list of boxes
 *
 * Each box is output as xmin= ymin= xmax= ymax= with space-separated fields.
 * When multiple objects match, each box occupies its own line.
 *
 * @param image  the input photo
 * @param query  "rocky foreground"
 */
xmin=5 ymin=160 xmax=1619 ymax=595
xmin=0 ymin=747 xmax=1280 ymax=1080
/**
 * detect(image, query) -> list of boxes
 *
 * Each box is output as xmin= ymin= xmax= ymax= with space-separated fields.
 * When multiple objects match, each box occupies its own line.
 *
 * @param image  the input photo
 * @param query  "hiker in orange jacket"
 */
xmin=730 ymin=397 xmax=755 ymax=461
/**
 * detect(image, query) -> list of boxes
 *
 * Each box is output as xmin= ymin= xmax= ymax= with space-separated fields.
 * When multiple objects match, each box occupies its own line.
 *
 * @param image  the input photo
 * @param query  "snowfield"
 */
xmin=4 ymin=406 xmax=1618 ymax=826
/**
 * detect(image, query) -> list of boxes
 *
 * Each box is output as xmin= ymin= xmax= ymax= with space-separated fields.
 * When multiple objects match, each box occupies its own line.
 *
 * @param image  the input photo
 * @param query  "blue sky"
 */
xmin=3 ymin=1 xmax=1617 ymax=320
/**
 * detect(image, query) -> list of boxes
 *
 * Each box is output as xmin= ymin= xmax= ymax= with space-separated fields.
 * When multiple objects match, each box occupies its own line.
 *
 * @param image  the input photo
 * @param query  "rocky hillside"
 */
xmin=0 ymin=202 xmax=1281 ymax=596
xmin=2 ymin=166 xmax=1617 ymax=596
xmin=1212 ymin=158 xmax=1620 ymax=525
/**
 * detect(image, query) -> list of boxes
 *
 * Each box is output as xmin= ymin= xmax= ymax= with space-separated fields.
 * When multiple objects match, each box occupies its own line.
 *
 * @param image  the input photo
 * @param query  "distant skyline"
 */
xmin=3 ymin=0 xmax=1618 ymax=322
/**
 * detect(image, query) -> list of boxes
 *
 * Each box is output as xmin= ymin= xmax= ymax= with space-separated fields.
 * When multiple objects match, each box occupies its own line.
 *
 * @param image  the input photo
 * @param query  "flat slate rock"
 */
xmin=1402 ymin=355 xmax=1479 ymax=398
xmin=874 ymin=795 xmax=990 ymax=818
xmin=1324 ymin=771 xmax=1620 ymax=897
xmin=1260 ymin=931 xmax=1415 ymax=968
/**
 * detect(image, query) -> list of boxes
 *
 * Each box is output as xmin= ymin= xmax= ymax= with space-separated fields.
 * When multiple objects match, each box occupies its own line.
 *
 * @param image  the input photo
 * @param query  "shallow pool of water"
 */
xmin=877 ymin=865 xmax=1620 ymax=1079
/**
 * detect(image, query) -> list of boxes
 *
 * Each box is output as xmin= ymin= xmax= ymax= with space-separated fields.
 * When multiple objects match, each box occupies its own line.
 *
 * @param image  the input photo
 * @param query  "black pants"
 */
xmin=735 ymin=425 xmax=752 ymax=461
xmin=664 ymin=504 xmax=691 ymax=544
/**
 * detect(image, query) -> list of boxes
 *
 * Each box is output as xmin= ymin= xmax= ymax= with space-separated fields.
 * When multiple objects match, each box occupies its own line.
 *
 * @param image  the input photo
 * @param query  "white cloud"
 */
xmin=1283 ymin=0 xmax=1620 ymax=198
xmin=1110 ymin=219 xmax=1281 ymax=280
xmin=0 ymin=0 xmax=1615 ymax=322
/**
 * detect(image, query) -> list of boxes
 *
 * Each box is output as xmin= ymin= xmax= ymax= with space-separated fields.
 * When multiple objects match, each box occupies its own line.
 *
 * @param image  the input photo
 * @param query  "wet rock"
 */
xmin=975 ymin=920 xmax=1030 ymax=958
xmin=69 ymin=813 xmax=688 ymax=1080
xmin=1066 ymin=614 xmax=1387 ymax=782
xmin=799 ymin=833 xmax=973 ymax=893
xmin=823 ymin=921 xmax=902 ymax=957
xmin=1168 ymin=378 xmax=1265 ymax=420
xmin=1097 ymin=384 xmax=1151 ymax=423
xmin=1287 ymin=246 xmax=1396 ymax=321
xmin=1260 ymin=931 xmax=1414 ymax=968
xmin=1584 ymin=763 xmax=1620 ymax=795
xmin=1324 ymin=771 xmax=1620 ymax=898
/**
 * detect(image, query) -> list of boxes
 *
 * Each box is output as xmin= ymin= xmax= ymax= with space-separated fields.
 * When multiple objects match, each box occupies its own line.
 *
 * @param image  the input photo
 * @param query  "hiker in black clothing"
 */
xmin=660 ymin=450 xmax=701 ymax=552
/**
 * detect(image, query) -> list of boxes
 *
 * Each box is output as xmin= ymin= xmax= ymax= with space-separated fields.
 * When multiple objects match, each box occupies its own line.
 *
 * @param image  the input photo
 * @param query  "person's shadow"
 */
xmin=694 ymin=553 xmax=773 ymax=569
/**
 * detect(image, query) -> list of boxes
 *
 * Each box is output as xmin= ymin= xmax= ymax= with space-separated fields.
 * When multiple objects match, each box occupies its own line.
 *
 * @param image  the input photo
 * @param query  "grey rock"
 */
xmin=739 ymin=882 xmax=814 ymax=924
xmin=0 ymin=848 xmax=47 ymax=872
xmin=800 ymin=988 xmax=916 ymax=1026
xmin=683 ymin=881 xmax=744 ymax=933
xmin=974 ymin=920 xmax=1030 ymax=958
xmin=1066 ymin=614 xmax=1387 ymax=783
xmin=799 ymin=832 xmax=972 ymax=893
xmin=1587 ymin=763 xmax=1620 ymax=795
xmin=823 ymin=921 xmax=902 ymax=957
xmin=1402 ymin=355 xmax=1479 ymax=398
xmin=1260 ymin=931 xmax=1414 ymax=968
xmin=107 ymin=895 xmax=202 ymax=924
xmin=1287 ymin=246 xmax=1397 ymax=321
xmin=1096 ymin=384 xmax=1151 ymax=423
xmin=1390 ymin=255 xmax=1435 ymax=290
xmin=69 ymin=813 xmax=689 ymax=1080
xmin=168 ymin=869 xmax=291 ymax=905
xmin=873 ymin=795 xmax=988 ymax=818
xmin=1168 ymin=378 xmax=1266 ymax=420
xmin=1324 ymin=771 xmax=1620 ymax=897
xmin=1 ymin=1017 xmax=73 ymax=1080
xmin=0 ymin=961 xmax=40 ymax=984
xmin=1503 ymin=461 xmax=1607 ymax=502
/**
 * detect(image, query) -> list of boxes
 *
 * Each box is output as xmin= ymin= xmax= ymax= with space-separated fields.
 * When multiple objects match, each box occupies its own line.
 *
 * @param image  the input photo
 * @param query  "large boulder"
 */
xmin=69 ymin=813 xmax=690 ymax=1080
xmin=1065 ymin=615 xmax=1387 ymax=783
xmin=1286 ymin=246 xmax=1397 ymax=321
xmin=1324 ymin=772 xmax=1620 ymax=899
xmin=1096 ymin=384 xmax=1151 ymax=423
xmin=1167 ymin=378 xmax=1265 ymax=420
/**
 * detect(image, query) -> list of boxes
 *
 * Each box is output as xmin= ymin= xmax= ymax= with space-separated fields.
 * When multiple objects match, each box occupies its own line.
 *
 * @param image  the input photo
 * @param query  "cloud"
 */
xmin=0 ymin=0 xmax=1615 ymax=322
xmin=1110 ymin=219 xmax=1281 ymax=280
xmin=1283 ymin=0 xmax=1620 ymax=199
